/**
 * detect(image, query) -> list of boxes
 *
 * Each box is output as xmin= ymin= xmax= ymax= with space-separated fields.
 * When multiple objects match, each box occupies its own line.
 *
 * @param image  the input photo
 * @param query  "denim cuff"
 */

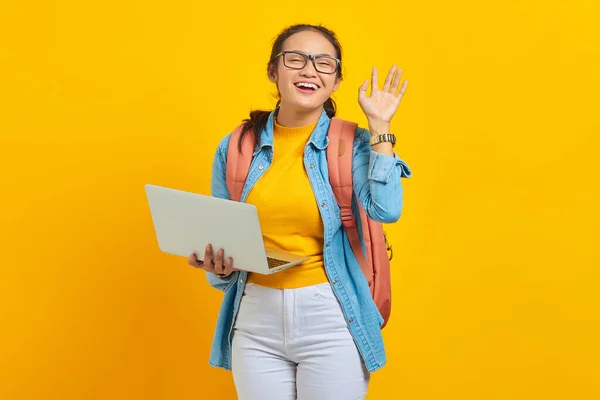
xmin=368 ymin=151 xmax=412 ymax=183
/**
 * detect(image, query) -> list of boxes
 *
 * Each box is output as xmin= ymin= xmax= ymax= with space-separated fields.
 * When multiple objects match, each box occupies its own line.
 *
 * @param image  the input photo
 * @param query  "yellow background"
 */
xmin=1 ymin=0 xmax=599 ymax=399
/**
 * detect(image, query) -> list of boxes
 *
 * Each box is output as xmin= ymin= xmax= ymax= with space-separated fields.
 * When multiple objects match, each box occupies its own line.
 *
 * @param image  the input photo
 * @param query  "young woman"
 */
xmin=188 ymin=24 xmax=412 ymax=400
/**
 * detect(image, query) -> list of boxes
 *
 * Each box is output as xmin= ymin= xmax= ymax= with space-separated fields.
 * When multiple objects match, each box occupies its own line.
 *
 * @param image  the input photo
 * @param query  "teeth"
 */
xmin=296 ymin=82 xmax=318 ymax=90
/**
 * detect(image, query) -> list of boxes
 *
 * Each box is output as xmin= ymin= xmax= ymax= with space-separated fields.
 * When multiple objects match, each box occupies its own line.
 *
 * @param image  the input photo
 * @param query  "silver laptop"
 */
xmin=144 ymin=184 xmax=310 ymax=274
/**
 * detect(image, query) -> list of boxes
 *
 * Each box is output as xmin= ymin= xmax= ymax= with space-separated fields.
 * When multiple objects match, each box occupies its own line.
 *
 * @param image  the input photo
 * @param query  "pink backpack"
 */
xmin=226 ymin=117 xmax=393 ymax=329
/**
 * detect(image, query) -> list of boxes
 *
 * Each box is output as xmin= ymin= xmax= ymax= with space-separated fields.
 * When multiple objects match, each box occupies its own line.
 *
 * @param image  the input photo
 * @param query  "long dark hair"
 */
xmin=238 ymin=24 xmax=344 ymax=151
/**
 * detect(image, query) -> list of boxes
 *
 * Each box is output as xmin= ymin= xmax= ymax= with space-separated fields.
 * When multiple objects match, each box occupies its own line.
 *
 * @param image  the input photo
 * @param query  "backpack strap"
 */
xmin=327 ymin=117 xmax=370 ymax=272
xmin=226 ymin=124 xmax=255 ymax=202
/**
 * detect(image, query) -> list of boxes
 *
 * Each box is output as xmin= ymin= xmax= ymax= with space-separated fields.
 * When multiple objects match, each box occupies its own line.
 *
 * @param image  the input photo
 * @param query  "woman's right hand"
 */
xmin=188 ymin=244 xmax=237 ymax=278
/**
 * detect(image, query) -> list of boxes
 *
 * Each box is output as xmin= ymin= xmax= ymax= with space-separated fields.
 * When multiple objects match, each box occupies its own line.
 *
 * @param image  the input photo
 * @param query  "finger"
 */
xmin=382 ymin=65 xmax=397 ymax=92
xmin=396 ymin=79 xmax=408 ymax=98
xmin=223 ymin=257 xmax=234 ymax=276
xmin=214 ymin=249 xmax=225 ymax=274
xmin=390 ymin=68 xmax=402 ymax=94
xmin=358 ymin=80 xmax=368 ymax=101
xmin=203 ymin=244 xmax=214 ymax=271
xmin=188 ymin=253 xmax=203 ymax=268
xmin=371 ymin=68 xmax=379 ymax=92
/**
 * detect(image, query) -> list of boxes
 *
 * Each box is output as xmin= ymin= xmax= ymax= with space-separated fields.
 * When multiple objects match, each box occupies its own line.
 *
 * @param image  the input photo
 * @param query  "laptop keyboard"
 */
xmin=267 ymin=257 xmax=288 ymax=269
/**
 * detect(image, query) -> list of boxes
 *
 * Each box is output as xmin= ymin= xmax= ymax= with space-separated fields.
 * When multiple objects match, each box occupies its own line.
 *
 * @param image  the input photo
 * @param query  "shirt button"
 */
xmin=325 ymin=242 xmax=330 ymax=247
xmin=258 ymin=165 xmax=264 ymax=170
xmin=348 ymin=318 xmax=354 ymax=323
xmin=239 ymin=278 xmax=244 ymax=284
xmin=333 ymin=280 xmax=337 ymax=284
xmin=321 ymin=202 xmax=326 ymax=207
xmin=309 ymin=164 xmax=314 ymax=169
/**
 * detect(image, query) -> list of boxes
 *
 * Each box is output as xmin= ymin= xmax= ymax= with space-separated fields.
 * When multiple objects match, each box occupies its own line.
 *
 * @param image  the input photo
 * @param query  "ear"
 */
xmin=268 ymin=64 xmax=278 ymax=83
xmin=332 ymin=77 xmax=341 ymax=92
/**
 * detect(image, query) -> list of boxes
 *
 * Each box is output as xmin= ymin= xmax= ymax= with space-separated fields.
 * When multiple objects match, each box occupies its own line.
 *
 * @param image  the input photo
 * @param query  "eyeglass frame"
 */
xmin=271 ymin=50 xmax=340 ymax=75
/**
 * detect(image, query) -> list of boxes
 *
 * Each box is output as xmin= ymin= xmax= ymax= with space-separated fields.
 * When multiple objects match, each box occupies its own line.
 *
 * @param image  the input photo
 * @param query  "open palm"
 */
xmin=358 ymin=65 xmax=408 ymax=123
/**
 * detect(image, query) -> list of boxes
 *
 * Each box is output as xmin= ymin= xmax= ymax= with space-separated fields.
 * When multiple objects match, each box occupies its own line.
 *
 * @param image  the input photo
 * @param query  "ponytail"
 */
xmin=238 ymin=110 xmax=271 ymax=152
xmin=324 ymin=97 xmax=337 ymax=118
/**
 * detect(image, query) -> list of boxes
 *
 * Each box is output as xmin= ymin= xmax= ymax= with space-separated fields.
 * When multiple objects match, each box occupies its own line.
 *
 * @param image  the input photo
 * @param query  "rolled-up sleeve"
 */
xmin=352 ymin=128 xmax=412 ymax=223
xmin=368 ymin=151 xmax=412 ymax=183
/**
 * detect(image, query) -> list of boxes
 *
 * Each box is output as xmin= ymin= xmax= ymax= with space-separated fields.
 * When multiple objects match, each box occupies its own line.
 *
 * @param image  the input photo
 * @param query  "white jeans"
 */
xmin=231 ymin=282 xmax=370 ymax=400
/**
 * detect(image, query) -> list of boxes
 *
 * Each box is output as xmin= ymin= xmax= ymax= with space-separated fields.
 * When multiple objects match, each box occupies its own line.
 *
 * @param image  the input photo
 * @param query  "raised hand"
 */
xmin=358 ymin=65 xmax=408 ymax=124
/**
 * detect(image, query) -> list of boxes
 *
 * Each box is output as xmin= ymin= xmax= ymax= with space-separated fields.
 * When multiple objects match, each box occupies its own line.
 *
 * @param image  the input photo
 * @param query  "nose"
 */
xmin=300 ymin=57 xmax=318 ymax=77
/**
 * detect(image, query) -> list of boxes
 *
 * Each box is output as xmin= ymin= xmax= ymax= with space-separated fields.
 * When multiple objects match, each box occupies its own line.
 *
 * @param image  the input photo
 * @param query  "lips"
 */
xmin=294 ymin=82 xmax=320 ymax=96
xmin=294 ymin=81 xmax=319 ymax=91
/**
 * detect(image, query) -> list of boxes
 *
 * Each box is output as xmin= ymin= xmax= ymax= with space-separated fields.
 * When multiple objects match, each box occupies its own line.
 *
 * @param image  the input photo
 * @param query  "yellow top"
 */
xmin=245 ymin=118 xmax=328 ymax=289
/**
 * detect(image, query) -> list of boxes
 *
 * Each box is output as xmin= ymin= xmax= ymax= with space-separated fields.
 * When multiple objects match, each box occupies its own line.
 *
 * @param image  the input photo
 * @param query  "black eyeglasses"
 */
xmin=272 ymin=50 xmax=340 ymax=75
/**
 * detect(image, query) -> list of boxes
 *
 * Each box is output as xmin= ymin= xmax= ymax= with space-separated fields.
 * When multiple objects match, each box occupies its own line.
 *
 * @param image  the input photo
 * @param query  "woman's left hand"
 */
xmin=358 ymin=65 xmax=408 ymax=124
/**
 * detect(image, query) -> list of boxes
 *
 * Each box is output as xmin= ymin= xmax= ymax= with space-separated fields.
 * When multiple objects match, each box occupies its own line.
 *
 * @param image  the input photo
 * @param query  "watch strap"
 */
xmin=369 ymin=133 xmax=396 ymax=147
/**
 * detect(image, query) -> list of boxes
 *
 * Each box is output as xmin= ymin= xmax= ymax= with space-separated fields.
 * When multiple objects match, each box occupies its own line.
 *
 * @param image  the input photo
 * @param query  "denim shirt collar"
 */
xmin=254 ymin=108 xmax=331 ymax=156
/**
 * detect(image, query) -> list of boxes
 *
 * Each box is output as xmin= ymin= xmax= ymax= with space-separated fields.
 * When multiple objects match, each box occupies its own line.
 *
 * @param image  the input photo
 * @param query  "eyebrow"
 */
xmin=285 ymin=50 xmax=336 ymax=58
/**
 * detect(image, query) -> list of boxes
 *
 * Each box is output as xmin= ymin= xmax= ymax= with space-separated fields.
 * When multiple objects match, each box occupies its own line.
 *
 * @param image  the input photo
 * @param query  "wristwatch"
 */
xmin=369 ymin=133 xmax=397 ymax=147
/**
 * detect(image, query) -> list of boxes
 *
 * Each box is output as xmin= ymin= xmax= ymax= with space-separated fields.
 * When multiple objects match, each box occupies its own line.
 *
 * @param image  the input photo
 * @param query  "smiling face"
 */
xmin=269 ymin=29 xmax=341 ymax=116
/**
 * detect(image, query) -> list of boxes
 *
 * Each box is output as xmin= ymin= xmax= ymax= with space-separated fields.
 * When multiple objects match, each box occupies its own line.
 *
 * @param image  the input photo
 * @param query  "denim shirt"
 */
xmin=205 ymin=109 xmax=412 ymax=374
